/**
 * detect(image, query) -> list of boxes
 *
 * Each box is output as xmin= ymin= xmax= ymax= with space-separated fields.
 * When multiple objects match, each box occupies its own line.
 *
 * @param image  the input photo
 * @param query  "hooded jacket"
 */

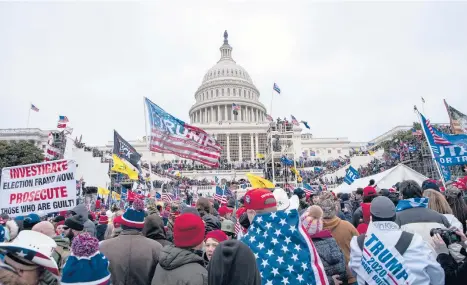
xmin=143 ymin=214 xmax=172 ymax=247
xmin=349 ymin=221 xmax=445 ymax=285
xmin=72 ymin=204 xmax=96 ymax=236
xmin=151 ymin=244 xmax=208 ymax=285
xmin=202 ymin=214 xmax=221 ymax=234
xmin=100 ymin=229 xmax=163 ymax=285
xmin=311 ymin=230 xmax=346 ymax=285
xmin=323 ymin=216 xmax=359 ymax=284
xmin=208 ymin=240 xmax=261 ymax=285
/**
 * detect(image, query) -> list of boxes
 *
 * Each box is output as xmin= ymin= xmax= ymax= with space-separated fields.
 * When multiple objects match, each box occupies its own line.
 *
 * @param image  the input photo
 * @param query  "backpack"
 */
xmin=357 ymin=231 xmax=414 ymax=285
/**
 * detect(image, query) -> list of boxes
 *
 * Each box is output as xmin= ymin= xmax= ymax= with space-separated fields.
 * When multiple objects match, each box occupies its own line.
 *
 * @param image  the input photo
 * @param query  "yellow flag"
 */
xmin=256 ymin=153 xmax=265 ymax=159
xmin=246 ymin=173 xmax=275 ymax=189
xmin=369 ymin=151 xmax=375 ymax=156
xmin=111 ymin=154 xmax=139 ymax=180
xmin=98 ymin=187 xmax=110 ymax=196
xmin=112 ymin=192 xmax=121 ymax=200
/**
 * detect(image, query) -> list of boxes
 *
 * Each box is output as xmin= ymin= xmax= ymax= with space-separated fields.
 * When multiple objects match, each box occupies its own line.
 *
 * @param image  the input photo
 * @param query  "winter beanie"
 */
xmin=422 ymin=179 xmax=440 ymax=192
xmin=65 ymin=215 xmax=85 ymax=231
xmin=208 ymin=240 xmax=261 ymax=285
xmin=32 ymin=221 xmax=55 ymax=238
xmin=61 ymin=233 xmax=111 ymax=285
xmin=173 ymin=213 xmax=205 ymax=248
xmin=205 ymin=230 xmax=228 ymax=243
xmin=300 ymin=205 xmax=324 ymax=236
xmin=121 ymin=198 xmax=145 ymax=229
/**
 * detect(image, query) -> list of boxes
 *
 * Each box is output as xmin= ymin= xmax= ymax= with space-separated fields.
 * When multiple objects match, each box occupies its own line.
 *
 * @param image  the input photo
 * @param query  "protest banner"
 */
xmin=0 ymin=159 xmax=77 ymax=217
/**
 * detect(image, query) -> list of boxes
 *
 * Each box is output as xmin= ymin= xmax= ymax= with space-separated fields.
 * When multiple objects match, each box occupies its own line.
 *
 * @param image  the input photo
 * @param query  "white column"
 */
xmin=256 ymin=109 xmax=259 ymax=122
xmin=224 ymin=105 xmax=228 ymax=121
xmin=204 ymin=108 xmax=207 ymax=123
xmin=211 ymin=106 xmax=214 ymax=122
xmin=226 ymin=134 xmax=230 ymax=161
xmin=217 ymin=106 xmax=220 ymax=121
xmin=250 ymin=133 xmax=254 ymax=161
xmin=239 ymin=105 xmax=242 ymax=122
xmin=255 ymin=133 xmax=259 ymax=155
xmin=238 ymin=134 xmax=243 ymax=162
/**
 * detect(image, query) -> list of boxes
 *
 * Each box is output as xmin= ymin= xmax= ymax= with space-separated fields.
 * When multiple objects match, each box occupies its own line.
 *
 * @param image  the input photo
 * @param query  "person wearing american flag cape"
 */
xmin=240 ymin=188 xmax=329 ymax=285
xmin=0 ymin=230 xmax=60 ymax=285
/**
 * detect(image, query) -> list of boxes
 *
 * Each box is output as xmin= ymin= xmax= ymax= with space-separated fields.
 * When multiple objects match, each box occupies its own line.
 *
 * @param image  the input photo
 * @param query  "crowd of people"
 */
xmin=1 ymin=169 xmax=466 ymax=285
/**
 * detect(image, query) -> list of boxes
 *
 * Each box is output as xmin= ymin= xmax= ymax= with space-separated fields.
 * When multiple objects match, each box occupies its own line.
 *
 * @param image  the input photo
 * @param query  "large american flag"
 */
xmin=241 ymin=209 xmax=328 ymax=285
xmin=145 ymin=97 xmax=222 ymax=167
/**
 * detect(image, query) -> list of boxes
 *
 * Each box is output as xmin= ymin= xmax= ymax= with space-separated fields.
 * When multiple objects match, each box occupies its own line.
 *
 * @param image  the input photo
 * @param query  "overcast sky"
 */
xmin=1 ymin=1 xmax=466 ymax=146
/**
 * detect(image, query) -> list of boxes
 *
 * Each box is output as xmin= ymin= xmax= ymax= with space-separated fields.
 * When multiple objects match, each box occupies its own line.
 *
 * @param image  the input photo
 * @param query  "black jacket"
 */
xmin=437 ymin=250 xmax=467 ymax=285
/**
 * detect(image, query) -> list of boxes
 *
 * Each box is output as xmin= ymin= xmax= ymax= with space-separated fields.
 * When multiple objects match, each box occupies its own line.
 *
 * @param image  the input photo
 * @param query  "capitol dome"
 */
xmin=189 ymin=31 xmax=267 ymax=125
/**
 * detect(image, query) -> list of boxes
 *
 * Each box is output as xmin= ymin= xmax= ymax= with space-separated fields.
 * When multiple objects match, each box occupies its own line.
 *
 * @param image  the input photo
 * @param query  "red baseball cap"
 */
xmin=363 ymin=186 xmax=377 ymax=197
xmin=243 ymin=188 xmax=277 ymax=210
xmin=218 ymin=206 xmax=233 ymax=217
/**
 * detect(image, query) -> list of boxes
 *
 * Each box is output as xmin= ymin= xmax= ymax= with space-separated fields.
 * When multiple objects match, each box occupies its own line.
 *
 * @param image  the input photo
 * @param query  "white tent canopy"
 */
xmin=333 ymin=164 xmax=429 ymax=194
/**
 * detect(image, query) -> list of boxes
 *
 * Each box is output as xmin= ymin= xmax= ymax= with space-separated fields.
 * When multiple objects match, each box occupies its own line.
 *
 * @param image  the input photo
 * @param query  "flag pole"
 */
xmin=415 ymin=107 xmax=446 ymax=188
xmin=143 ymin=97 xmax=153 ymax=195
xmin=270 ymin=87 xmax=274 ymax=117
xmin=421 ymin=97 xmax=426 ymax=116
xmin=27 ymin=104 xmax=31 ymax=128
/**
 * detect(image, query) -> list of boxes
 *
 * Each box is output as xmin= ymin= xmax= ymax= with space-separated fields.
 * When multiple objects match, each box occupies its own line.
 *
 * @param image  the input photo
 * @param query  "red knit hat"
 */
xmin=363 ymin=186 xmax=377 ymax=197
xmin=243 ymin=189 xmax=277 ymax=210
xmin=56 ymin=220 xmax=65 ymax=227
xmin=98 ymin=215 xmax=109 ymax=225
xmin=236 ymin=207 xmax=246 ymax=219
xmin=218 ymin=206 xmax=233 ymax=217
xmin=113 ymin=215 xmax=123 ymax=228
xmin=205 ymin=230 xmax=228 ymax=243
xmin=173 ymin=213 xmax=205 ymax=248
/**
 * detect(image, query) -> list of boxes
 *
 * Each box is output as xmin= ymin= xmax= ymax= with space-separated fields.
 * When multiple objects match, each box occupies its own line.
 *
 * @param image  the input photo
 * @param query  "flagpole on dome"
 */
xmin=414 ymin=106 xmax=446 ymax=188
xmin=27 ymin=103 xmax=31 ymax=128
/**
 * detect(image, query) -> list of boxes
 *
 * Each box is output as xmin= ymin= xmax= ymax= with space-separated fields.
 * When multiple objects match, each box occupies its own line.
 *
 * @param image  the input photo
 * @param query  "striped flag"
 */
xmin=58 ymin=115 xmax=69 ymax=123
xmin=444 ymin=99 xmax=467 ymax=134
xmin=214 ymin=186 xmax=227 ymax=204
xmin=412 ymin=128 xmax=422 ymax=136
xmin=161 ymin=193 xmax=174 ymax=203
xmin=266 ymin=114 xmax=273 ymax=122
xmin=232 ymin=103 xmax=240 ymax=111
xmin=145 ymin=97 xmax=222 ymax=168
xmin=57 ymin=123 xmax=67 ymax=129
xmin=31 ymin=104 xmax=39 ymax=112
xmin=291 ymin=115 xmax=299 ymax=126
xmin=235 ymin=221 xmax=246 ymax=238
xmin=273 ymin=83 xmax=281 ymax=94
xmin=424 ymin=117 xmax=451 ymax=145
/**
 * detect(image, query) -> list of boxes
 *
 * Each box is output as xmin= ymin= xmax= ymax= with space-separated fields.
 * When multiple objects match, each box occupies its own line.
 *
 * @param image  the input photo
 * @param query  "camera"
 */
xmin=430 ymin=228 xmax=461 ymax=245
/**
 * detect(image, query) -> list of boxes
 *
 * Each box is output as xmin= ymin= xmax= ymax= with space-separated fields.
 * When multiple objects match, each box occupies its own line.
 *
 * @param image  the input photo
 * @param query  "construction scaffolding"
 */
xmin=264 ymin=123 xmax=298 ymax=189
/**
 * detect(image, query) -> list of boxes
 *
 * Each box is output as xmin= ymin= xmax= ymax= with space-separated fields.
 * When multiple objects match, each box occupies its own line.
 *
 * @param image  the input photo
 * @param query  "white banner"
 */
xmin=1 ymin=159 xmax=77 ymax=217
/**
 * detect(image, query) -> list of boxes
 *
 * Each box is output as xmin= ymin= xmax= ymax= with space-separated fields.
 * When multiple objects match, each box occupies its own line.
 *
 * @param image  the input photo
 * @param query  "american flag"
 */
xmin=214 ymin=186 xmax=227 ymax=204
xmin=303 ymin=183 xmax=314 ymax=196
xmin=273 ymin=83 xmax=281 ymax=94
xmin=266 ymin=114 xmax=274 ymax=122
xmin=232 ymin=103 xmax=240 ymax=111
xmin=241 ymin=209 xmax=328 ymax=285
xmin=425 ymin=117 xmax=451 ymax=145
xmin=291 ymin=115 xmax=299 ymax=126
xmin=284 ymin=184 xmax=295 ymax=192
xmin=58 ymin=115 xmax=69 ymax=123
xmin=161 ymin=193 xmax=174 ymax=203
xmin=31 ymin=104 xmax=39 ymax=112
xmin=235 ymin=220 xmax=246 ymax=238
xmin=57 ymin=123 xmax=67 ymax=129
xmin=145 ymin=97 xmax=222 ymax=168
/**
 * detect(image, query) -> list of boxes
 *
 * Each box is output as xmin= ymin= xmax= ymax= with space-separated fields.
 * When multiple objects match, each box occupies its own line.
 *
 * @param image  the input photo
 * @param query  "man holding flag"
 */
xmin=240 ymin=188 xmax=329 ymax=285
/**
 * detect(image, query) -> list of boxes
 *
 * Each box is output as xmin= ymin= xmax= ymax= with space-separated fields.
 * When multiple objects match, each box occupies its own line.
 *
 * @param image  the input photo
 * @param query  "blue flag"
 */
xmin=301 ymin=121 xmax=310 ymax=129
xmin=344 ymin=166 xmax=360 ymax=185
xmin=280 ymin=156 xmax=294 ymax=166
xmin=420 ymin=112 xmax=467 ymax=166
xmin=241 ymin=209 xmax=328 ymax=285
